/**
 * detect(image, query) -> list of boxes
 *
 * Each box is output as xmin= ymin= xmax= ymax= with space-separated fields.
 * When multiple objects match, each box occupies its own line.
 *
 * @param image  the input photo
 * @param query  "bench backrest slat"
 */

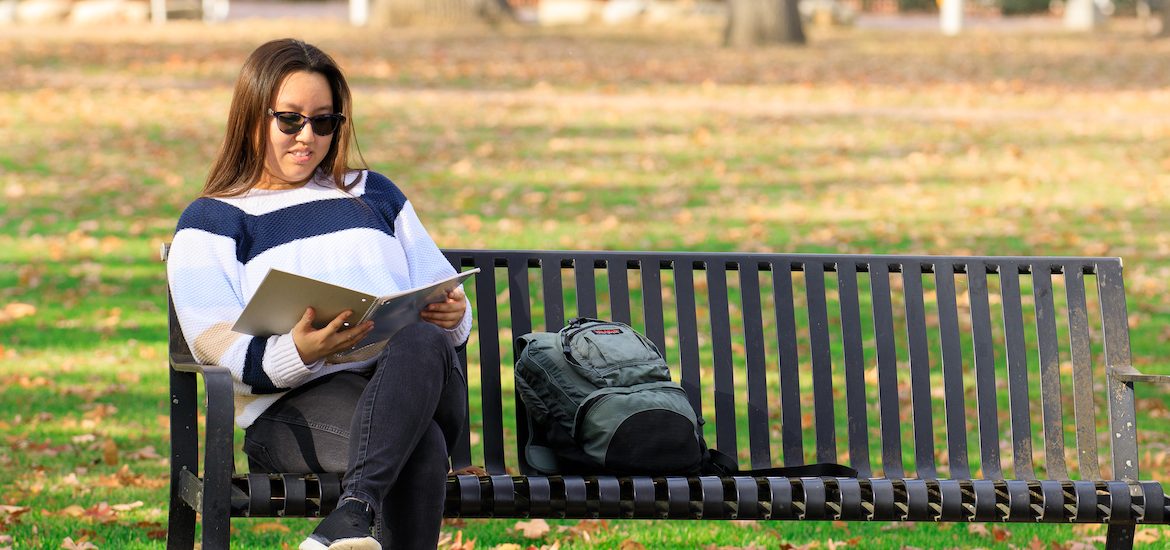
xmin=506 ymin=258 xmax=535 ymax=474
xmin=1032 ymin=266 xmax=1070 ymax=480
xmin=969 ymin=263 xmax=1005 ymax=479
xmin=935 ymin=261 xmax=972 ymax=480
xmin=1066 ymin=268 xmax=1102 ymax=480
xmin=1099 ymin=262 xmax=1138 ymax=482
xmin=471 ymin=256 xmax=507 ymax=474
xmin=541 ymin=254 xmax=565 ymax=330
xmin=903 ymin=261 xmax=937 ymax=480
xmin=772 ymin=262 xmax=805 ymax=466
xmin=870 ymin=261 xmax=905 ymax=479
xmin=607 ymin=259 xmax=632 ymax=325
xmin=706 ymin=261 xmax=739 ymax=454
xmin=1001 ymin=263 xmax=1037 ymax=480
xmin=805 ymin=261 xmax=838 ymax=465
xmin=837 ymin=261 xmax=873 ymax=478
xmin=671 ymin=262 xmax=701 ymax=420
xmin=739 ymin=262 xmax=774 ymax=470
xmin=575 ymin=256 xmax=598 ymax=319
xmin=640 ymin=260 xmax=668 ymax=360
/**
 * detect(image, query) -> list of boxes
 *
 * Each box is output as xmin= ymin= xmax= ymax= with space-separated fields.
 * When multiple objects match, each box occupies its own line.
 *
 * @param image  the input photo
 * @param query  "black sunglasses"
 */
xmin=268 ymin=108 xmax=346 ymax=136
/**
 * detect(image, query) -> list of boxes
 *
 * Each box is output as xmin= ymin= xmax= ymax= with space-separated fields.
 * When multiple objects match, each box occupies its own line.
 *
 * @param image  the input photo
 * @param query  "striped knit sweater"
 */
xmin=167 ymin=170 xmax=472 ymax=428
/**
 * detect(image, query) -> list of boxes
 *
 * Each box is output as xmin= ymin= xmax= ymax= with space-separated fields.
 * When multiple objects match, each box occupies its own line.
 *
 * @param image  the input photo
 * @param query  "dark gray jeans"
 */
xmin=244 ymin=322 xmax=467 ymax=550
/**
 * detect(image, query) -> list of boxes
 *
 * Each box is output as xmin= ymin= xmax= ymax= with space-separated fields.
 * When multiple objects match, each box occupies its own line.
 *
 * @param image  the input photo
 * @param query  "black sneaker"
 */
xmin=298 ymin=498 xmax=380 ymax=550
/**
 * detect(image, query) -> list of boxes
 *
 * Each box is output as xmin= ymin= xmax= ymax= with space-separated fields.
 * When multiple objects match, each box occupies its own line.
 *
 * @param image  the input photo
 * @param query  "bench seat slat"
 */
xmin=731 ymin=476 xmax=760 ymax=519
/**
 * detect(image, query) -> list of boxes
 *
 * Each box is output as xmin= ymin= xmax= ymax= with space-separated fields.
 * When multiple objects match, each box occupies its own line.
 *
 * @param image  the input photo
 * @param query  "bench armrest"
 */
xmin=169 ymin=357 xmax=236 ymax=524
xmin=1109 ymin=366 xmax=1170 ymax=385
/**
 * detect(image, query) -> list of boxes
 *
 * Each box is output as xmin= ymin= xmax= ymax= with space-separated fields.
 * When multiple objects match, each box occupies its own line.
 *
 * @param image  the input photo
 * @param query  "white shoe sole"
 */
xmin=298 ymin=536 xmax=380 ymax=550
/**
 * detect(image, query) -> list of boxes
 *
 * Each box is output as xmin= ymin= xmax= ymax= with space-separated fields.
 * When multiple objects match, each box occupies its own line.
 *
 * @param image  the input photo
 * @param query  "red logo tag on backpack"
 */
xmin=592 ymin=328 xmax=622 ymax=335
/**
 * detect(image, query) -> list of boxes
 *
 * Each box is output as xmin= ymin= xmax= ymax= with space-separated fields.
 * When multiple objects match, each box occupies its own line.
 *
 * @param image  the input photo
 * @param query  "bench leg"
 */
xmin=165 ymin=497 xmax=196 ymax=550
xmin=1105 ymin=524 xmax=1135 ymax=550
xmin=202 ymin=509 xmax=232 ymax=550
xmin=168 ymin=369 xmax=199 ymax=550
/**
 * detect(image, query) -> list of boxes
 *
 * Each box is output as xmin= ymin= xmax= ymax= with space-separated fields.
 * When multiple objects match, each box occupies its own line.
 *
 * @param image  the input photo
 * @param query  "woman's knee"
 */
xmin=390 ymin=321 xmax=449 ymax=351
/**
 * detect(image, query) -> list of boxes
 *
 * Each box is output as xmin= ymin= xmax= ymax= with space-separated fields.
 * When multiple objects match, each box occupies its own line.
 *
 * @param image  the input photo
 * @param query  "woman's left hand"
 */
xmin=421 ymin=287 xmax=467 ymax=329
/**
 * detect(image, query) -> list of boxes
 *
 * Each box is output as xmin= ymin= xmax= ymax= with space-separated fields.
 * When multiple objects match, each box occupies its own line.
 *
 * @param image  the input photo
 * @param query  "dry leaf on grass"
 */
xmin=60 ymin=537 xmax=98 ymax=550
xmin=513 ymin=518 xmax=550 ymax=539
xmin=439 ymin=530 xmax=475 ymax=550
xmin=1134 ymin=528 xmax=1163 ymax=543
xmin=967 ymin=523 xmax=990 ymax=537
xmin=0 ymin=303 xmax=36 ymax=324
xmin=125 ymin=446 xmax=162 ymax=460
xmin=102 ymin=439 xmax=119 ymax=466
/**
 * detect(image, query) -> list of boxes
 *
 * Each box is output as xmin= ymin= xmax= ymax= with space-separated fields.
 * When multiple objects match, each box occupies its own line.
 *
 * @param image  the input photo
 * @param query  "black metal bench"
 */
xmin=164 ymin=249 xmax=1170 ymax=549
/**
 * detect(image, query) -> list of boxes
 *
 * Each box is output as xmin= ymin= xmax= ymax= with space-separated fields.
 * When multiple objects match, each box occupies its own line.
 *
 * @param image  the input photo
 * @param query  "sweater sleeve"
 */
xmin=395 ymin=200 xmax=473 ymax=347
xmin=167 ymin=200 xmax=320 ymax=395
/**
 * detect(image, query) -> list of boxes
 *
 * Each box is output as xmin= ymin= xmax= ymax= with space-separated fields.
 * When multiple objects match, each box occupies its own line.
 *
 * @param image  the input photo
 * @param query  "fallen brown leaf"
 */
xmin=102 ymin=439 xmax=119 ymax=466
xmin=513 ymin=518 xmax=550 ymax=539
xmin=60 ymin=537 xmax=98 ymax=550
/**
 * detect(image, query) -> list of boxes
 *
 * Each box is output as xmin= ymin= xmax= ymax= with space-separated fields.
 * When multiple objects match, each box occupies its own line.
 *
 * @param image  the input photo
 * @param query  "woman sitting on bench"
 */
xmin=166 ymin=38 xmax=470 ymax=550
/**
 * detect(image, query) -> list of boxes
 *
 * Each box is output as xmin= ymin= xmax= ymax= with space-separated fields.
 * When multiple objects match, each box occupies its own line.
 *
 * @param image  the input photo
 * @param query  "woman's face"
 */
xmin=260 ymin=70 xmax=335 ymax=188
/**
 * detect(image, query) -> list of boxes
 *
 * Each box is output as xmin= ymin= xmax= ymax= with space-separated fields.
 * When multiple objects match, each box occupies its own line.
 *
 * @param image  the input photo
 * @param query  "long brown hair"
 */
xmin=203 ymin=39 xmax=364 ymax=197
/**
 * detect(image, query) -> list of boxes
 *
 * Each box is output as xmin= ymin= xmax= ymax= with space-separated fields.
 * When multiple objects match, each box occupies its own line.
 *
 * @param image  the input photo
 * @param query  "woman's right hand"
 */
xmin=291 ymin=308 xmax=375 ymax=364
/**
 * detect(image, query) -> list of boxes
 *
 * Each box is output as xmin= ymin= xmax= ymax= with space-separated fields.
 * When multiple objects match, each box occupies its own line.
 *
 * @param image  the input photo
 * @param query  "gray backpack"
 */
xmin=514 ymin=318 xmax=705 ymax=475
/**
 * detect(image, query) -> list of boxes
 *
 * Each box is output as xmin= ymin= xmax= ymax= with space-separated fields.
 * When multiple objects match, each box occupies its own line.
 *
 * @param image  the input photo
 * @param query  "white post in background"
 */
xmin=203 ymin=0 xmax=228 ymax=21
xmin=152 ymin=0 xmax=167 ymax=23
xmin=350 ymin=0 xmax=368 ymax=25
xmin=1064 ymin=0 xmax=1102 ymax=29
xmin=940 ymin=0 xmax=963 ymax=35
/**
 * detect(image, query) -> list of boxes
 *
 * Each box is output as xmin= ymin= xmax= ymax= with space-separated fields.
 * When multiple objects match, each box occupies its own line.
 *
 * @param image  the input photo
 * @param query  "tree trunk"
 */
xmin=1160 ymin=1 xmax=1170 ymax=36
xmin=724 ymin=0 xmax=806 ymax=47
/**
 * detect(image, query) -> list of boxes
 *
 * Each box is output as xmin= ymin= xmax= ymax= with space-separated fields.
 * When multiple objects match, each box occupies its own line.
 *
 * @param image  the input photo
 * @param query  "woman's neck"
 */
xmin=256 ymin=173 xmax=314 ymax=190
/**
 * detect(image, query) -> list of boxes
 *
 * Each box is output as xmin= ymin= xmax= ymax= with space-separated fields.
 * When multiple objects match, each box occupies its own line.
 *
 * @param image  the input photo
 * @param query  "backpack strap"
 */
xmin=702 ymin=448 xmax=859 ymax=478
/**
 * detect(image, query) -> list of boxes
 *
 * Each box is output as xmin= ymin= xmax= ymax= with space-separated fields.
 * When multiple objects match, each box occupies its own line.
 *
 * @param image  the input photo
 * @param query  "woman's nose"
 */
xmin=296 ymin=123 xmax=315 ymax=142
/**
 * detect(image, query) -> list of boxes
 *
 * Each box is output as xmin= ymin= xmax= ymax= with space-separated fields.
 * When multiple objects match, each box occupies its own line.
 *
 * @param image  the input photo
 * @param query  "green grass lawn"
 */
xmin=4 ymin=17 xmax=1170 ymax=549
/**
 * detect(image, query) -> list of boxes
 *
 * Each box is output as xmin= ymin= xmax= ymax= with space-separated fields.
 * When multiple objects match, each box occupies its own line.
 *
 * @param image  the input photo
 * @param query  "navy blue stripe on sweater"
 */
xmin=243 ymin=338 xmax=281 ymax=393
xmin=175 ymin=174 xmax=408 ymax=264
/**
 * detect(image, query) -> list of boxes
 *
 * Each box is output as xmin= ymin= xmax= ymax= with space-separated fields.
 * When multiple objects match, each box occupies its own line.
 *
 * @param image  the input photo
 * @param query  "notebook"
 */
xmin=232 ymin=267 xmax=479 ymax=355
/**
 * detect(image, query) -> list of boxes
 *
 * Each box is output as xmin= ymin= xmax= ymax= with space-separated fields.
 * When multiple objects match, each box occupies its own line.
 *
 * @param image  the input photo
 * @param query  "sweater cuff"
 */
xmin=263 ymin=335 xmax=320 ymax=388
